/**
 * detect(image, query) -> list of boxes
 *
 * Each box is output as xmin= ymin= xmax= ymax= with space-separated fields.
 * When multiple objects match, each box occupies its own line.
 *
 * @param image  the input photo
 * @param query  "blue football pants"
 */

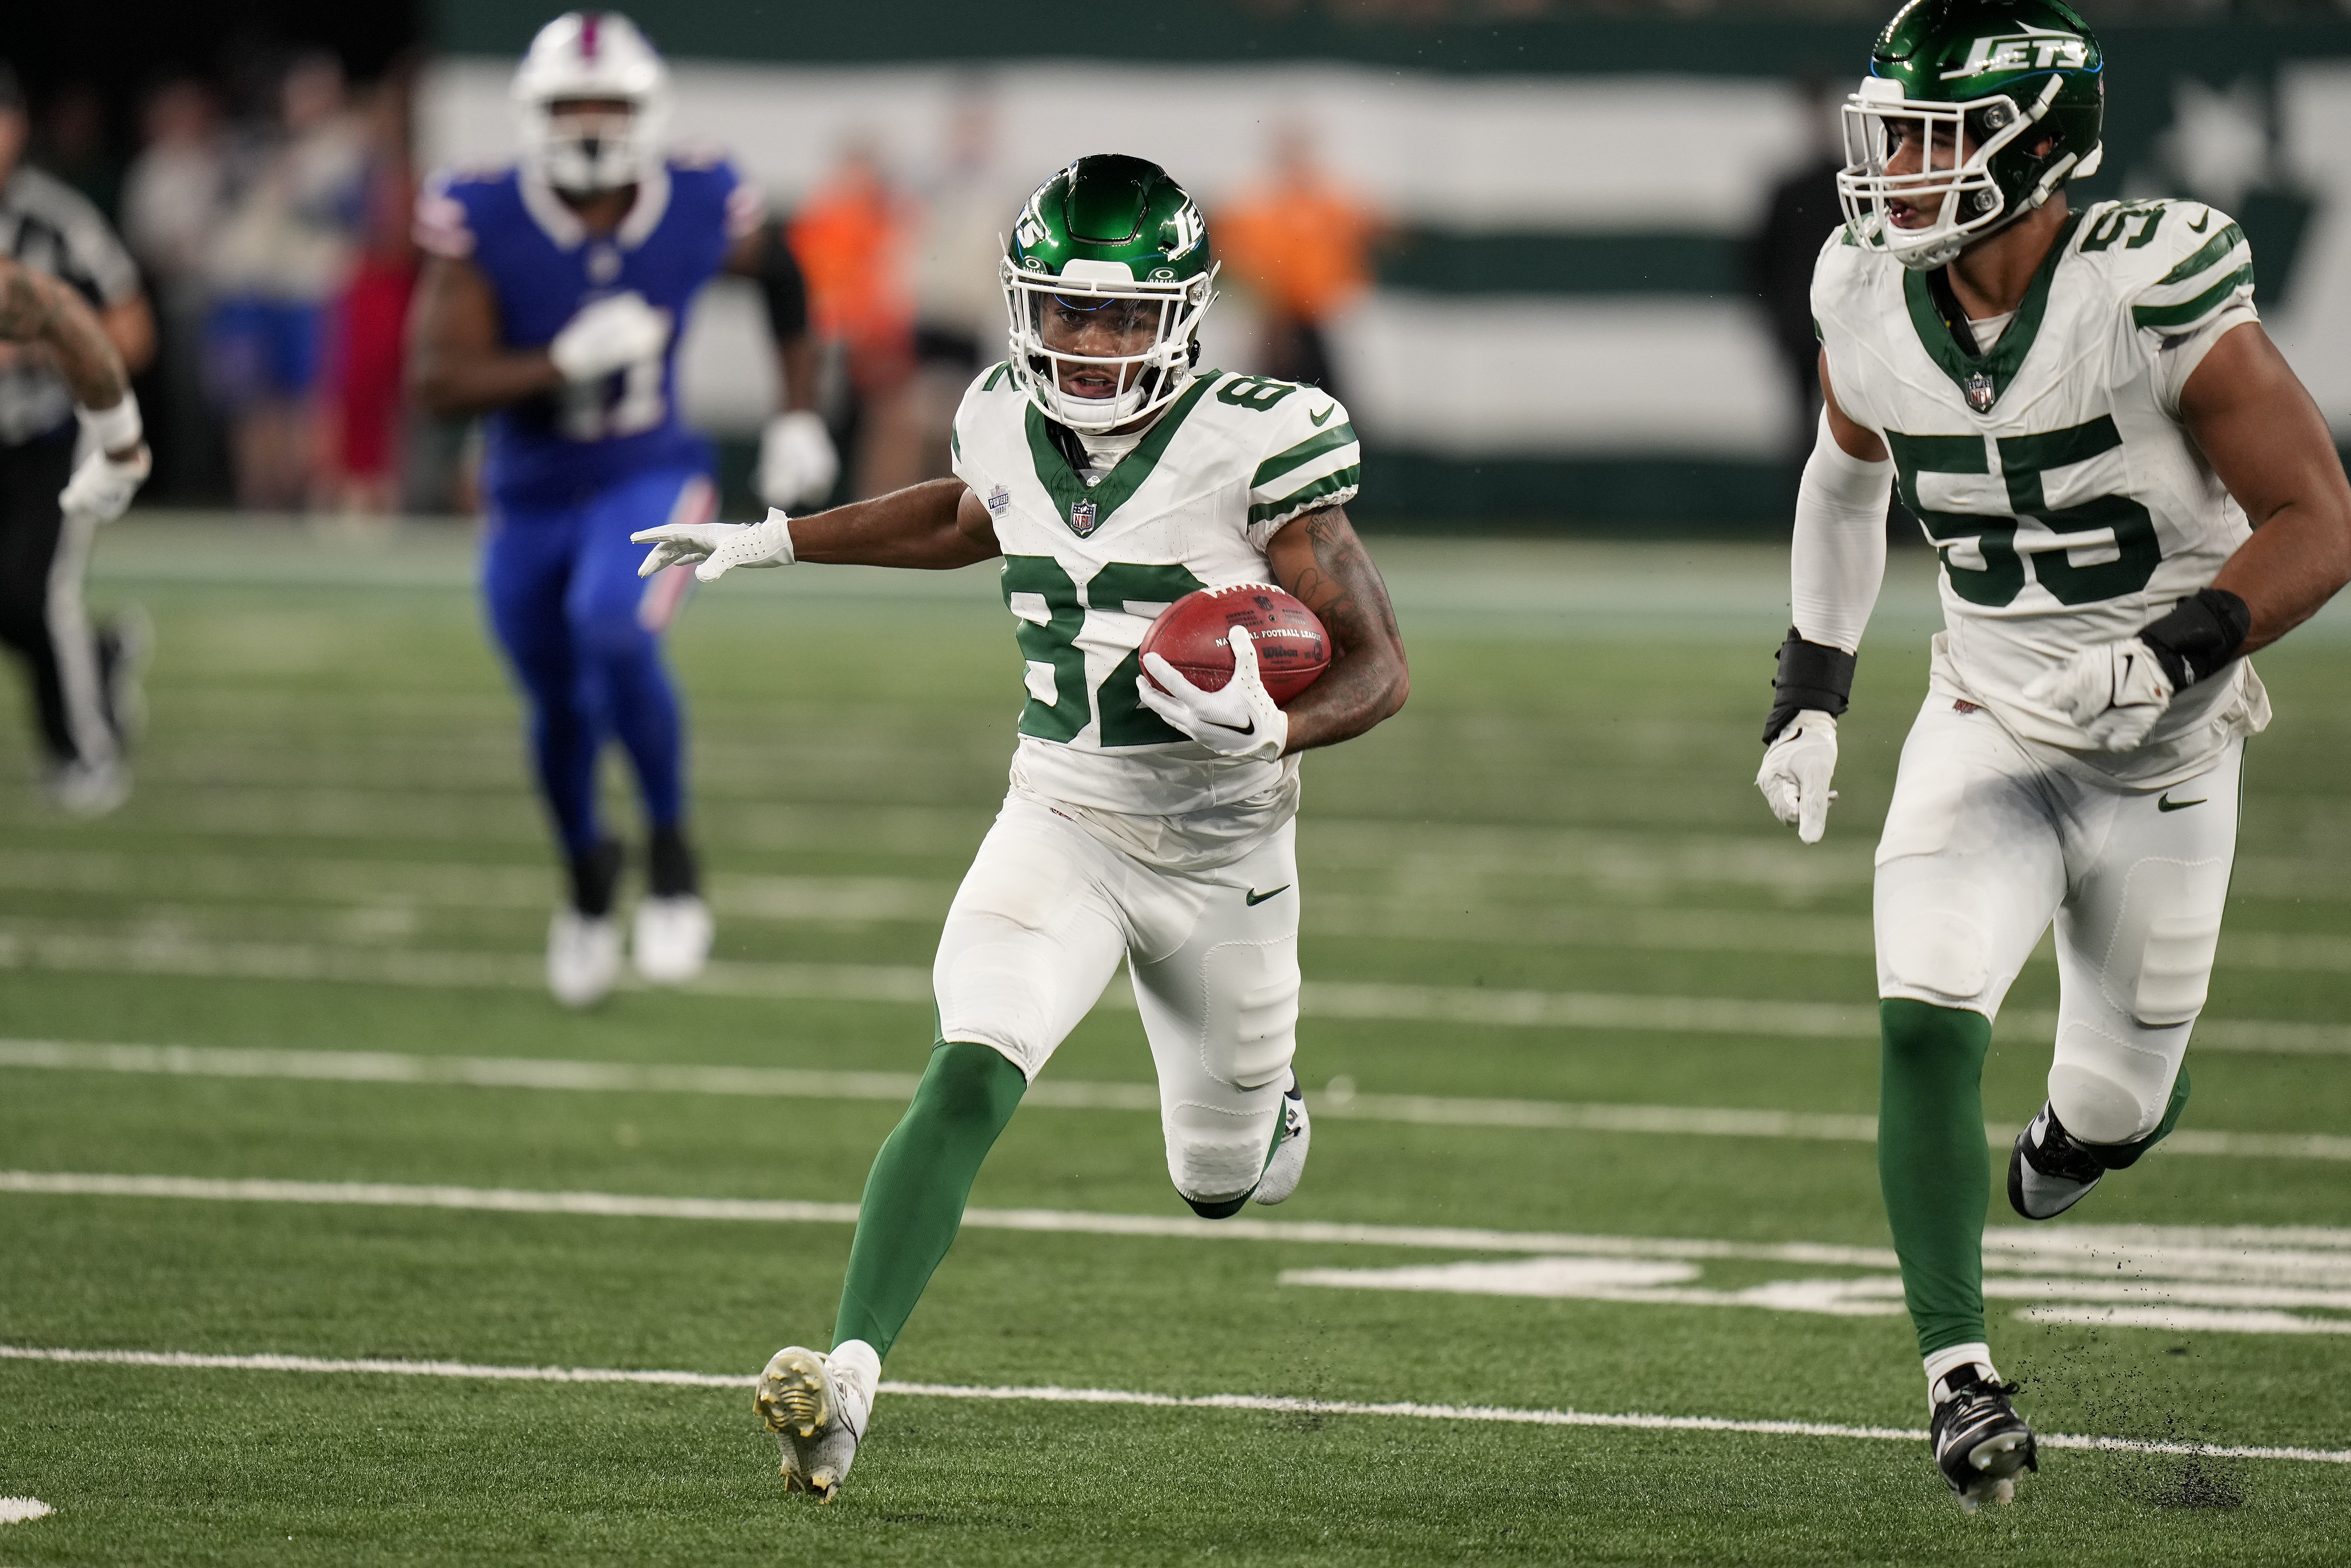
xmin=481 ymin=468 xmax=712 ymax=858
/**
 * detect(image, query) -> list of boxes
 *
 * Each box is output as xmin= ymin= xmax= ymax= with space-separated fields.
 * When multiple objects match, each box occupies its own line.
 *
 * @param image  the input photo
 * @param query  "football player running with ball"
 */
xmin=408 ymin=12 xmax=835 ymax=1007
xmin=1757 ymin=0 xmax=2351 ymax=1512
xmin=634 ymin=154 xmax=1408 ymax=1500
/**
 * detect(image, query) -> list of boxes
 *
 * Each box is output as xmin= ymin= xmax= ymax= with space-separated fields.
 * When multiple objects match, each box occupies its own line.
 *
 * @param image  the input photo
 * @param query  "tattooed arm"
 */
xmin=0 ymin=257 xmax=137 ymax=446
xmin=1265 ymin=504 xmax=1411 ymax=753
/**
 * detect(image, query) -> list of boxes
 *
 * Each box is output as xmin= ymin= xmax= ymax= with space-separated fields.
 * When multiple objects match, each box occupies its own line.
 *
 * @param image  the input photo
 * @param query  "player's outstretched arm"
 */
xmin=1264 ymin=504 xmax=1409 ymax=753
xmin=2182 ymin=323 xmax=2351 ymax=653
xmin=406 ymin=254 xmax=567 ymax=417
xmin=0 ymin=256 xmax=151 ymax=521
xmin=634 ymin=479 xmax=999 ymax=581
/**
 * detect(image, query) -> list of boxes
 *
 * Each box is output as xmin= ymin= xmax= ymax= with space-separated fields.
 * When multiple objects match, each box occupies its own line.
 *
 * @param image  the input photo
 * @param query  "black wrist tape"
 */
xmin=2136 ymin=587 xmax=2250 ymax=691
xmin=1763 ymin=628 xmax=1858 ymax=745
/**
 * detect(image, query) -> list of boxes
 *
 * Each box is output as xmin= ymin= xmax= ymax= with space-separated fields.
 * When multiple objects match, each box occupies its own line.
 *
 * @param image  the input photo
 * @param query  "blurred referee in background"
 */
xmin=0 ymin=63 xmax=156 ymax=815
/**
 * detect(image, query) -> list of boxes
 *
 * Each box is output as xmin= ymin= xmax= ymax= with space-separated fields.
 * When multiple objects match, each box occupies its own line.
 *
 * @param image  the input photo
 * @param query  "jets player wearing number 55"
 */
xmin=407 ymin=12 xmax=836 ymax=1006
xmin=635 ymin=155 xmax=1409 ymax=1500
xmin=1758 ymin=0 xmax=2351 ymax=1512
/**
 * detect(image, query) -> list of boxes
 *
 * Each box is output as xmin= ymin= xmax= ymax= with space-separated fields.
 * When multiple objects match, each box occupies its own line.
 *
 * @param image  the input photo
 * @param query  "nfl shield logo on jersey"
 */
xmin=1966 ymin=371 xmax=1996 ymax=413
xmin=1067 ymin=499 xmax=1100 ymax=537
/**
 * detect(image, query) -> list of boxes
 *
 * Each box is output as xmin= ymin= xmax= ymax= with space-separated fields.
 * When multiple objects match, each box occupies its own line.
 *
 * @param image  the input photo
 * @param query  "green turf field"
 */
xmin=1 ymin=518 xmax=2347 ymax=1565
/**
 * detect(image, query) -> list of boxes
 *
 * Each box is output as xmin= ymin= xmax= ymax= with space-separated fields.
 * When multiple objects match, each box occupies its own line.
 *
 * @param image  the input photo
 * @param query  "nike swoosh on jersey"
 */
xmin=2157 ymin=793 xmax=2207 ymax=812
xmin=2187 ymin=210 xmax=2212 ymax=233
xmin=1308 ymin=405 xmax=1336 ymax=426
xmin=1244 ymin=884 xmax=1292 ymax=906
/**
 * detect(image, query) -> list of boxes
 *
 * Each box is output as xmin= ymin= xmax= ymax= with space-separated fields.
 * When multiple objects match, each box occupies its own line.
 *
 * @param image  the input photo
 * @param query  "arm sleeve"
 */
xmin=2131 ymin=209 xmax=2260 ymax=417
xmin=1243 ymin=389 xmax=1361 ymax=548
xmin=1790 ymin=409 xmax=1894 ymax=654
xmin=413 ymin=172 xmax=477 ymax=260
xmin=754 ymin=222 xmax=809 ymax=343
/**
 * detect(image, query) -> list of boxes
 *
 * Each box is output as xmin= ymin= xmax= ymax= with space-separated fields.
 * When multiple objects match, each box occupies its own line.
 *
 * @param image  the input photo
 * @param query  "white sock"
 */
xmin=827 ymin=1338 xmax=881 ymax=1430
xmin=1923 ymin=1341 xmax=1997 ymax=1407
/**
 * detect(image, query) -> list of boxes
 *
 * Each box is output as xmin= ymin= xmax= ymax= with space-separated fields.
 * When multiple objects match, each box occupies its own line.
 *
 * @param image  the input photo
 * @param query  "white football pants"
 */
xmin=933 ymin=793 xmax=1301 ymax=1201
xmin=1874 ymin=695 xmax=2241 ymax=1145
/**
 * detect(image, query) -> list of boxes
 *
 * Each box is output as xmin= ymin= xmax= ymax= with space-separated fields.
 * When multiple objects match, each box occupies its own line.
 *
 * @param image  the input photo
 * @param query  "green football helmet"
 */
xmin=1837 ymin=0 xmax=2105 ymax=270
xmin=1000 ymin=154 xmax=1218 ymax=432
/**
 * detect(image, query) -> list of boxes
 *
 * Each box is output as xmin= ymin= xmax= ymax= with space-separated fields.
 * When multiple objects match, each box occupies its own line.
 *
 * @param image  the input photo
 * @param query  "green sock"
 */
xmin=831 ymin=1041 xmax=1026 ymax=1360
xmin=1878 ymin=999 xmax=1993 ymax=1358
xmin=2094 ymin=1068 xmax=2191 ymax=1171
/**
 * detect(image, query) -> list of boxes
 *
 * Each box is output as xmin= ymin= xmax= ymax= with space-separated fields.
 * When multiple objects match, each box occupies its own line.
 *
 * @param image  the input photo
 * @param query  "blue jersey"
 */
xmin=416 ymin=154 xmax=762 ymax=508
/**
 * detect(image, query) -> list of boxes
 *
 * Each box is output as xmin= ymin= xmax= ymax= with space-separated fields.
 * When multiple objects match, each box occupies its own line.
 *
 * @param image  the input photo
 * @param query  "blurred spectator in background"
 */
xmin=910 ymin=95 xmax=1016 ymax=478
xmin=36 ymin=83 xmax=123 ymax=223
xmin=1746 ymin=80 xmax=1845 ymax=484
xmin=202 ymin=51 xmax=365 ymax=512
xmin=322 ymin=73 xmax=417 ymax=518
xmin=790 ymin=141 xmax=921 ymax=502
xmin=122 ymin=76 xmax=232 ymax=501
xmin=1214 ymin=124 xmax=1384 ymax=400
xmin=0 ymin=60 xmax=156 ymax=814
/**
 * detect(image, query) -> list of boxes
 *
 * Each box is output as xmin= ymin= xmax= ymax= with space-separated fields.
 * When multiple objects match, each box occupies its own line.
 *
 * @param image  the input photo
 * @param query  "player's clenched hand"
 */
xmin=2022 ymin=637 xmax=2174 ymax=752
xmin=549 ymin=292 xmax=670 ymax=382
xmin=632 ymin=508 xmax=796 ymax=581
xmin=58 ymin=443 xmax=152 ymax=523
xmin=1757 ymin=709 xmax=1839 ymax=844
xmin=756 ymin=410 xmax=839 ymax=510
xmin=1138 ymin=627 xmax=1288 ymax=762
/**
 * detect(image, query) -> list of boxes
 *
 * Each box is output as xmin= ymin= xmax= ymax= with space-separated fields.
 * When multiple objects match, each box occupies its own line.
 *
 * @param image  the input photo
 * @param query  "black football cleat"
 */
xmin=1931 ymin=1364 xmax=2037 ymax=1512
xmin=2009 ymin=1101 xmax=2109 ymax=1220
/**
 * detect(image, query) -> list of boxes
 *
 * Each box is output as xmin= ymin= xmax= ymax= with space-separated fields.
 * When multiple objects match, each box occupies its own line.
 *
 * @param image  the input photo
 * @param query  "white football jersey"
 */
xmin=1816 ymin=198 xmax=2271 ymax=788
xmin=950 ymin=363 xmax=1361 ymax=823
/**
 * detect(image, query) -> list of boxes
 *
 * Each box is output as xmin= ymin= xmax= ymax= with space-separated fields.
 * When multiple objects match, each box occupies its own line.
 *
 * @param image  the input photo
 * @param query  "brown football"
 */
xmin=1139 ymin=583 xmax=1331 ymax=706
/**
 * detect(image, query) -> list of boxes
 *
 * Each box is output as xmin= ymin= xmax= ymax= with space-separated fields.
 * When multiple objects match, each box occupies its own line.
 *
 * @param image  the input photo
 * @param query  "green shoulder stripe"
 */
xmin=2156 ymin=223 xmax=2248 ymax=288
xmin=2133 ymin=263 xmax=2256 ymax=331
xmin=950 ymin=424 xmax=961 ymax=461
xmin=980 ymin=361 xmax=1012 ymax=392
xmin=1246 ymin=465 xmax=1360 ymax=526
xmin=1251 ymin=423 xmax=1358 ymax=491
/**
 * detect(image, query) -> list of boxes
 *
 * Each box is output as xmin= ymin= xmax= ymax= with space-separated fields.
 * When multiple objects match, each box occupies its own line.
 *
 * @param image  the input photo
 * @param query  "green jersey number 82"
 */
xmin=1000 ymin=556 xmax=1207 ymax=747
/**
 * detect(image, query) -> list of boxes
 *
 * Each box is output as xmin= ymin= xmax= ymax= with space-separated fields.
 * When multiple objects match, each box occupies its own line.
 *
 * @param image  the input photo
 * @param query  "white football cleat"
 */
xmin=1253 ymin=1074 xmax=1310 ymax=1206
xmin=1931 ymin=1363 xmax=2037 ymax=1513
xmin=48 ymin=757 xmax=130 ymax=818
xmin=632 ymin=894 xmax=712 ymax=984
xmin=755 ymin=1340 xmax=878 ymax=1502
xmin=547 ymin=908 xmax=622 ymax=1007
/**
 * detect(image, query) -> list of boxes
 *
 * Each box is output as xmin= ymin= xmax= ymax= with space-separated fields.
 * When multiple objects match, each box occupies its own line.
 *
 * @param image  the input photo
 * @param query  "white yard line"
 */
xmin=8 ymin=1170 xmax=2347 ymax=1278
xmin=1 ymin=1342 xmax=2342 ymax=1466
xmin=0 ymin=928 xmax=2345 ymax=1056
xmin=7 ymin=1038 xmax=2348 ymax=1160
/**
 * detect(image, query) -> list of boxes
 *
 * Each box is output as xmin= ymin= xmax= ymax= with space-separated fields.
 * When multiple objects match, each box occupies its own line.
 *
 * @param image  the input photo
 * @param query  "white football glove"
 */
xmin=58 ymin=443 xmax=152 ymax=523
xmin=631 ymin=507 xmax=795 ymax=582
xmin=1757 ymin=709 xmax=1839 ymax=845
xmin=1138 ymin=626 xmax=1289 ymax=762
xmin=2021 ymin=637 xmax=2174 ymax=752
xmin=548 ymin=292 xmax=670 ymax=382
xmin=756 ymin=409 xmax=840 ymax=511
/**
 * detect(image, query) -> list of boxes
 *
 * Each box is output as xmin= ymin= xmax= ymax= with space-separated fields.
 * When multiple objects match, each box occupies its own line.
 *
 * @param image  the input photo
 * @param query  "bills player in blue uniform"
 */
xmin=409 ymin=12 xmax=837 ymax=1005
